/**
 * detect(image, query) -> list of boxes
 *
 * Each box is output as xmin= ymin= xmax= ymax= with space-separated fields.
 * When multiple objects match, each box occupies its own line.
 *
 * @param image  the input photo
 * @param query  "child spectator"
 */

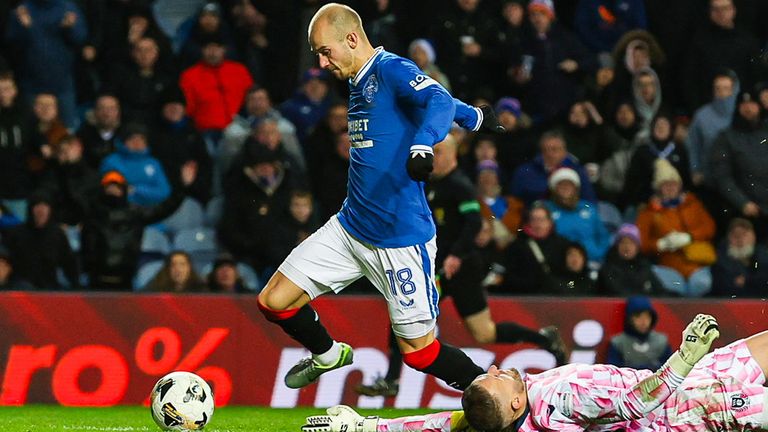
xmin=607 ymin=296 xmax=672 ymax=370
xmin=145 ymin=251 xmax=207 ymax=292
xmin=598 ymin=223 xmax=664 ymax=296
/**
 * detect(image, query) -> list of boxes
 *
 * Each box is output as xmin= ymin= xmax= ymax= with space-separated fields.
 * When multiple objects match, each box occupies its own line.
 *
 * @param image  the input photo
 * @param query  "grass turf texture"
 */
xmin=0 ymin=406 xmax=436 ymax=431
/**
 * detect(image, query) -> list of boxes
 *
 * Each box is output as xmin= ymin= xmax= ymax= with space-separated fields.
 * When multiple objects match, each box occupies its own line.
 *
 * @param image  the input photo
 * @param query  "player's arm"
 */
xmin=453 ymin=99 xmax=505 ymax=133
xmin=556 ymin=314 xmax=720 ymax=424
xmin=381 ymin=58 xmax=454 ymax=182
xmin=302 ymin=405 xmax=471 ymax=432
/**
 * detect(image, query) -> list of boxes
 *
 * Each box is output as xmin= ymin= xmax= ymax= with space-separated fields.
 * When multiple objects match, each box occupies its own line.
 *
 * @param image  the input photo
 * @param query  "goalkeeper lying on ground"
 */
xmin=303 ymin=314 xmax=768 ymax=431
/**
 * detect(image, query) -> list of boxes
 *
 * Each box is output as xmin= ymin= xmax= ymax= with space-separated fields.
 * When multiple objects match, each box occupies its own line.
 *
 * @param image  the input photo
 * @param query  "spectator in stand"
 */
xmin=574 ymin=0 xmax=647 ymax=55
xmin=632 ymin=67 xmax=662 ymax=141
xmin=429 ymin=0 xmax=501 ymax=101
xmin=100 ymin=4 xmax=174 ymax=75
xmin=501 ymin=202 xmax=571 ymax=294
xmin=77 ymin=94 xmax=122 ymax=169
xmin=686 ymin=69 xmax=739 ymax=188
xmin=607 ymin=30 xmax=665 ymax=114
xmin=218 ymin=145 xmax=302 ymax=277
xmin=100 ymin=123 xmax=171 ymax=207
xmin=0 ymin=72 xmax=34 ymax=221
xmin=461 ymin=135 xmax=502 ymax=182
xmin=510 ymin=130 xmax=597 ymax=206
xmin=491 ymin=97 xmax=537 ymax=175
xmin=681 ymin=0 xmax=762 ymax=112
xmin=711 ymin=218 xmax=768 ymax=298
xmin=622 ymin=112 xmax=691 ymax=209
xmin=239 ymin=119 xmax=305 ymax=179
xmin=0 ymin=245 xmax=33 ymax=290
xmin=546 ymin=241 xmax=597 ymax=295
xmin=207 ymin=253 xmax=251 ymax=293
xmin=179 ymin=2 xmax=237 ymax=70
xmin=711 ymin=90 xmax=768 ymax=239
xmin=545 ymin=167 xmax=611 ymax=263
xmin=278 ymin=68 xmax=335 ymax=145
xmin=497 ymin=0 xmax=527 ymax=95
xmin=607 ymin=296 xmax=672 ymax=370
xmin=4 ymin=193 xmax=80 ymax=289
xmin=150 ymin=87 xmax=212 ymax=206
xmin=312 ymin=131 xmax=350 ymax=222
xmin=597 ymin=101 xmax=640 ymax=204
xmin=28 ymin=93 xmax=69 ymax=175
xmin=513 ymin=0 xmax=595 ymax=125
xmin=104 ymin=37 xmax=177 ymax=126
xmin=229 ymin=0 xmax=269 ymax=85
xmin=407 ymin=38 xmax=451 ymax=92
xmin=477 ymin=160 xmax=524 ymax=251
xmin=5 ymin=0 xmax=86 ymax=128
xmin=561 ymin=99 xmax=607 ymax=182
xmin=179 ymin=32 xmax=253 ymax=136
xmin=598 ymin=223 xmax=665 ymax=296
xmin=80 ymin=169 xmax=193 ymax=290
xmin=636 ymin=159 xmax=716 ymax=297
xmin=221 ymin=86 xmax=302 ymax=178
xmin=267 ymin=190 xmax=321 ymax=272
xmin=38 ymin=134 xmax=99 ymax=226
xmin=145 ymin=251 xmax=208 ymax=292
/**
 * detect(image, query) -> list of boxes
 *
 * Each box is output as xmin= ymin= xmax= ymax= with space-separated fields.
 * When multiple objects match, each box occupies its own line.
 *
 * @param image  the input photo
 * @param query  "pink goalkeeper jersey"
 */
xmin=377 ymin=339 xmax=766 ymax=432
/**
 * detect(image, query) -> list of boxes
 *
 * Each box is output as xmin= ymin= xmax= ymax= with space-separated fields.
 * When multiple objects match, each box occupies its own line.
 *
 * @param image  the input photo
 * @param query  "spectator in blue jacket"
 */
xmin=5 ymin=0 xmax=87 ymax=129
xmin=510 ymin=130 xmax=597 ymax=206
xmin=278 ymin=67 xmax=336 ymax=145
xmin=100 ymin=123 xmax=171 ymax=207
xmin=544 ymin=167 xmax=610 ymax=263
xmin=574 ymin=0 xmax=647 ymax=55
xmin=607 ymin=295 xmax=672 ymax=370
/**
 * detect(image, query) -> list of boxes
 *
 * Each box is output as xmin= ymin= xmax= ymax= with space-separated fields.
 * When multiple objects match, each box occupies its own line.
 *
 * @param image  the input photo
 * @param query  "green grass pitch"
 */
xmin=0 ymin=406 xmax=433 ymax=431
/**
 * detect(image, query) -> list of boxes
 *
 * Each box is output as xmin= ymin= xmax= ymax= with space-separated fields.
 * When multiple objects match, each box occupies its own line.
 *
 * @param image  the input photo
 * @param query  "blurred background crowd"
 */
xmin=0 ymin=0 xmax=767 ymax=297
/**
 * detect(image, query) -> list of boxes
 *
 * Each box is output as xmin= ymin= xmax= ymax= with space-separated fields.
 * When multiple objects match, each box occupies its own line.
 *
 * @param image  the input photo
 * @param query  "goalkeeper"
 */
xmin=305 ymin=314 xmax=768 ymax=431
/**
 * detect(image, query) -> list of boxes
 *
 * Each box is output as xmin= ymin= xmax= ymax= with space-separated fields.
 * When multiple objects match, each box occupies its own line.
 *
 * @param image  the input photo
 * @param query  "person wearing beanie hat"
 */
xmin=528 ymin=0 xmax=555 ymax=19
xmin=607 ymin=296 xmax=673 ymax=370
xmin=598 ymin=223 xmax=665 ymax=296
xmin=495 ymin=97 xmax=523 ymax=119
xmin=636 ymin=158 xmax=716 ymax=296
xmin=278 ymin=66 xmax=335 ymax=144
xmin=3 ymin=191 xmax=80 ymax=290
xmin=408 ymin=38 xmax=451 ymax=91
xmin=207 ymin=253 xmax=251 ymax=293
xmin=545 ymin=167 xmax=611 ymax=263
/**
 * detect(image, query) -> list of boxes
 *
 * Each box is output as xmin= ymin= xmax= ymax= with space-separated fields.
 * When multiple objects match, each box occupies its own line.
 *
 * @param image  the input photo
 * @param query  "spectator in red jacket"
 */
xmin=179 ymin=33 xmax=253 ymax=134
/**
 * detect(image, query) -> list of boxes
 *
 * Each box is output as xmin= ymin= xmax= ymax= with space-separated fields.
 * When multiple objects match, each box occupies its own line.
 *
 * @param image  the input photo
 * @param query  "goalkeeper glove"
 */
xmin=406 ymin=145 xmax=434 ymax=182
xmin=302 ymin=405 xmax=379 ymax=432
xmin=479 ymin=105 xmax=506 ymax=133
xmin=668 ymin=313 xmax=720 ymax=377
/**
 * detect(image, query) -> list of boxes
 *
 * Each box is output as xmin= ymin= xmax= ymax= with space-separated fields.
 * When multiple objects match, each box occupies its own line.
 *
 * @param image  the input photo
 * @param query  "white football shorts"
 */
xmin=278 ymin=216 xmax=439 ymax=339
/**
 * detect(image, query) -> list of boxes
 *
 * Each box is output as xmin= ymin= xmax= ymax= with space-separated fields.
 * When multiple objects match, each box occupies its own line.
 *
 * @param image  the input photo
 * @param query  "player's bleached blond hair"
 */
xmin=308 ymin=3 xmax=368 ymax=43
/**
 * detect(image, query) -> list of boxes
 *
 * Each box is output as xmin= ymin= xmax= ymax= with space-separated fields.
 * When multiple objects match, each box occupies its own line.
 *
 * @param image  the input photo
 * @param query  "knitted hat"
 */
xmin=548 ymin=167 xmax=580 ymax=190
xmin=302 ymin=67 xmax=330 ymax=84
xmin=528 ymin=0 xmax=555 ymax=18
xmin=652 ymin=158 xmax=681 ymax=189
xmin=101 ymin=170 xmax=127 ymax=187
xmin=476 ymin=159 xmax=500 ymax=174
xmin=495 ymin=97 xmax=522 ymax=118
xmin=616 ymin=223 xmax=641 ymax=246
xmin=408 ymin=39 xmax=436 ymax=64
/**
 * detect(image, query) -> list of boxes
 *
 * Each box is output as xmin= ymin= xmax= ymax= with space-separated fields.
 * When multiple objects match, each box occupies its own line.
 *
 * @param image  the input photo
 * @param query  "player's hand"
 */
xmin=406 ymin=145 xmax=433 ymax=182
xmin=302 ymin=405 xmax=379 ymax=432
xmin=479 ymin=105 xmax=505 ymax=133
xmin=667 ymin=314 xmax=719 ymax=377
xmin=442 ymin=255 xmax=462 ymax=280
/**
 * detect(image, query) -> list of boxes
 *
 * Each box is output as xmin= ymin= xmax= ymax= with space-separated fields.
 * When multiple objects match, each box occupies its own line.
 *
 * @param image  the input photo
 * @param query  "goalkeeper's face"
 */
xmin=310 ymin=22 xmax=356 ymax=80
xmin=472 ymin=366 xmax=527 ymax=426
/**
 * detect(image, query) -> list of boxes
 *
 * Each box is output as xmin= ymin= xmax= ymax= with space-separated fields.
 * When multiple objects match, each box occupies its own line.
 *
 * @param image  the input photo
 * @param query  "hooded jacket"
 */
xmin=598 ymin=243 xmax=664 ymax=296
xmin=607 ymin=296 xmax=672 ymax=369
xmin=510 ymin=154 xmax=597 ymax=206
xmin=99 ymin=141 xmax=171 ymax=206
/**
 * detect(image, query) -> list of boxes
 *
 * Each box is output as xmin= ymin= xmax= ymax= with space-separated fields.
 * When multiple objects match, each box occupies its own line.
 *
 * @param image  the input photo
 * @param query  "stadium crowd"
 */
xmin=0 ymin=0 xmax=767 ymax=296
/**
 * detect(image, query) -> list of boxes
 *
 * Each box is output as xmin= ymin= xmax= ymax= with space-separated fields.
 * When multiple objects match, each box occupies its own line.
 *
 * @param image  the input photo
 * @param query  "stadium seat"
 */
xmin=598 ymin=201 xmax=623 ymax=235
xmin=134 ymin=260 xmax=165 ymax=291
xmin=200 ymin=261 xmax=262 ymax=292
xmin=173 ymin=228 xmax=218 ymax=272
xmin=159 ymin=197 xmax=205 ymax=235
xmin=204 ymin=195 xmax=225 ymax=227
xmin=140 ymin=227 xmax=172 ymax=266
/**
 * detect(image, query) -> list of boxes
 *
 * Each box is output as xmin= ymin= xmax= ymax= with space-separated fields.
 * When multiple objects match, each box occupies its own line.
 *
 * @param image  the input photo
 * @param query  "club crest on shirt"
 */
xmin=363 ymin=74 xmax=378 ymax=103
xmin=731 ymin=394 xmax=750 ymax=412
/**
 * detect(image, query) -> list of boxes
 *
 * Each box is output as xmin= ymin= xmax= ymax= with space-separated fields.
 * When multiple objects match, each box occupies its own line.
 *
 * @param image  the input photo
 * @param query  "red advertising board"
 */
xmin=0 ymin=292 xmax=765 ymax=408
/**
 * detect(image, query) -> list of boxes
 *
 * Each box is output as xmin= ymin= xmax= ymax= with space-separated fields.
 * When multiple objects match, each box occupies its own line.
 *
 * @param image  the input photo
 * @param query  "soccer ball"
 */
xmin=150 ymin=371 xmax=215 ymax=430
